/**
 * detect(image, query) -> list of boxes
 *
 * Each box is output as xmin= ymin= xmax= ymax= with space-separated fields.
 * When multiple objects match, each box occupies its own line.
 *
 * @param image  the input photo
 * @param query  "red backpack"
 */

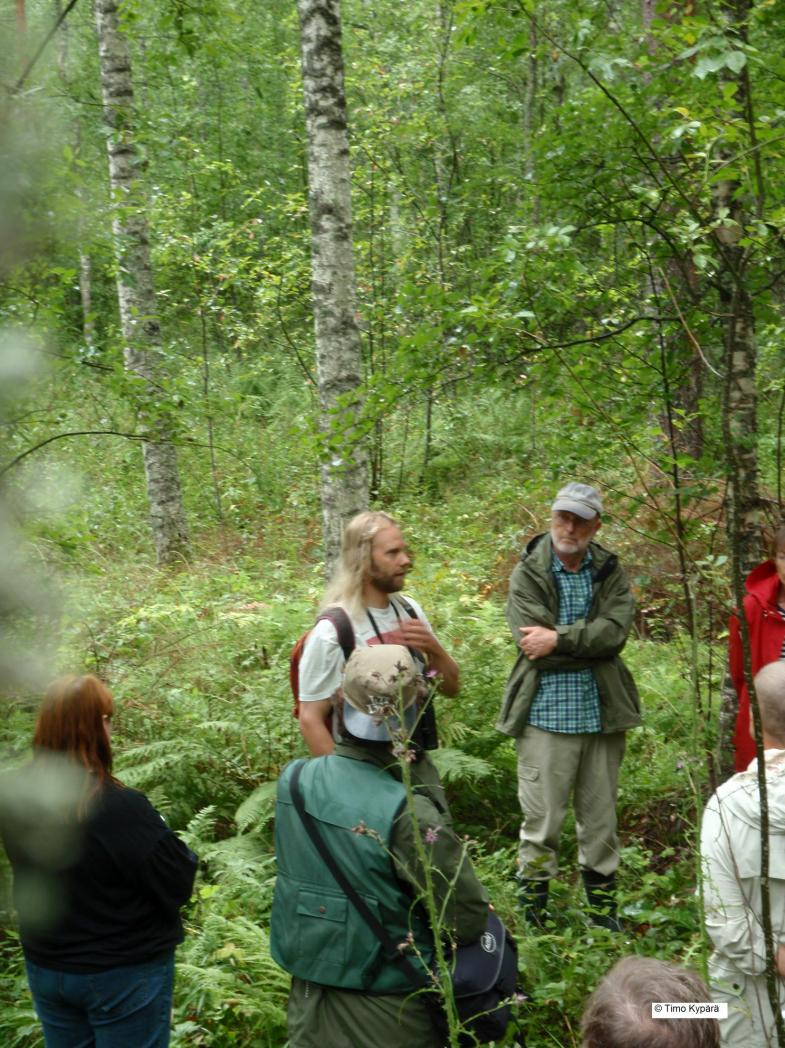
xmin=289 ymin=607 xmax=355 ymax=718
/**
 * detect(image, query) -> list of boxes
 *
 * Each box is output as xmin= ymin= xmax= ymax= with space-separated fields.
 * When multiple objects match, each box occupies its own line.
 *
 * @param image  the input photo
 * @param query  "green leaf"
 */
xmin=724 ymin=51 xmax=747 ymax=73
xmin=694 ymin=53 xmax=726 ymax=79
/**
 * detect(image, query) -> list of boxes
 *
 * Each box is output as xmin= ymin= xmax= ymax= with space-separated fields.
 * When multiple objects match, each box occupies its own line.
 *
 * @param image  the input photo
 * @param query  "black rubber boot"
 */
xmin=518 ymin=878 xmax=550 ymax=929
xmin=581 ymin=868 xmax=622 ymax=932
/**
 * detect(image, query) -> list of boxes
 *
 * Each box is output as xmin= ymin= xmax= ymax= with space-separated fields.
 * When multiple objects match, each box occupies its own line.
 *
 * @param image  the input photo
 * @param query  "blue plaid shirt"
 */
xmin=527 ymin=550 xmax=602 ymax=734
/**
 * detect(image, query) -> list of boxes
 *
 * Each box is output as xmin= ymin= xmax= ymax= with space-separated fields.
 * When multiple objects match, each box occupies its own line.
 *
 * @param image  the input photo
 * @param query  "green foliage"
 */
xmin=0 ymin=933 xmax=41 ymax=1048
xmin=4 ymin=0 xmax=780 ymax=1042
xmin=430 ymin=746 xmax=499 ymax=785
xmin=0 ymin=495 xmax=715 ymax=1045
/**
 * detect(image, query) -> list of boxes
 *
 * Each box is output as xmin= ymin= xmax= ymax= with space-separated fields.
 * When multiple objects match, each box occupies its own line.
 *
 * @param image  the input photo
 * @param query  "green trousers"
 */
xmin=287 ymin=977 xmax=442 ymax=1048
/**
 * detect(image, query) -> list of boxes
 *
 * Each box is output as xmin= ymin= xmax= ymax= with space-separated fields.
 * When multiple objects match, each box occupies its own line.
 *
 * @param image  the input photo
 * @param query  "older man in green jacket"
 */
xmin=498 ymin=483 xmax=640 ymax=930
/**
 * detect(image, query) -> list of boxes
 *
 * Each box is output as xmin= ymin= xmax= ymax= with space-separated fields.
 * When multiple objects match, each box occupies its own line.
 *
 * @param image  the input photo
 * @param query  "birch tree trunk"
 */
xmin=54 ymin=9 xmax=94 ymax=350
xmin=520 ymin=13 xmax=539 ymax=224
xmin=79 ymin=246 xmax=95 ymax=348
xmin=715 ymin=0 xmax=763 ymax=576
xmin=296 ymin=0 xmax=368 ymax=572
xmin=94 ymin=0 xmax=189 ymax=565
xmin=713 ymin=29 xmax=781 ymax=1033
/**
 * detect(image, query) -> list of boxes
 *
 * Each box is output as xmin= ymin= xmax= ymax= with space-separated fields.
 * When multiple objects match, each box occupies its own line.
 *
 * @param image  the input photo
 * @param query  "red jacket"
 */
xmin=729 ymin=560 xmax=785 ymax=771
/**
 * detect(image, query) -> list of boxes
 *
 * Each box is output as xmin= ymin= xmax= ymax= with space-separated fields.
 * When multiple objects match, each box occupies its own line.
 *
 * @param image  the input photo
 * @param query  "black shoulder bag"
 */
xmin=288 ymin=761 xmax=521 ymax=1046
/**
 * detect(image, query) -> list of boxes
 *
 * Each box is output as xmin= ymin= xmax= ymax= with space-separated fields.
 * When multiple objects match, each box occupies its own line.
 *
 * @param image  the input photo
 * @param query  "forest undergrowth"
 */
xmin=3 ymin=0 xmax=781 ymax=1039
xmin=0 ymin=480 xmax=719 ymax=1047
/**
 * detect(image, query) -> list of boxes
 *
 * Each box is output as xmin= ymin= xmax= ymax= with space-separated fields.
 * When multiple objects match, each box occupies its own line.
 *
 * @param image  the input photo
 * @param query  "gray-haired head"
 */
xmin=581 ymin=956 xmax=719 ymax=1048
xmin=755 ymin=661 xmax=785 ymax=747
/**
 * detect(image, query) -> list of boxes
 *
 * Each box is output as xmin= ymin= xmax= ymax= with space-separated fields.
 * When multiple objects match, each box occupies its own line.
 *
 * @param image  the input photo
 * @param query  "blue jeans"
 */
xmin=25 ymin=954 xmax=174 ymax=1048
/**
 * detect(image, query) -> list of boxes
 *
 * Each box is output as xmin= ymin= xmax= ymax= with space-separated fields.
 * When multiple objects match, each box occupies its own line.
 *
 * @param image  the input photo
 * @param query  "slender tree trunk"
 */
xmin=366 ymin=161 xmax=383 ymax=500
xmin=716 ymin=3 xmax=780 ymax=1039
xmin=74 ymin=122 xmax=95 ymax=349
xmin=199 ymin=305 xmax=223 ymax=524
xmin=720 ymin=272 xmax=760 ymax=572
xmin=16 ymin=0 xmax=28 ymax=75
xmin=715 ymin=0 xmax=764 ymax=783
xmin=723 ymin=341 xmax=785 ymax=1046
xmin=641 ymin=0 xmax=704 ymax=463
xmin=418 ymin=0 xmax=459 ymax=487
xmin=94 ymin=0 xmax=189 ymax=565
xmin=715 ymin=0 xmax=762 ymax=576
xmin=54 ymin=6 xmax=94 ymax=351
xmin=78 ymin=243 xmax=95 ymax=347
xmin=520 ymin=14 xmax=539 ymax=223
xmin=389 ymin=184 xmax=406 ymax=261
xmin=714 ymin=137 xmax=761 ymax=575
xmin=296 ymin=0 xmax=368 ymax=571
xmin=54 ymin=0 xmax=67 ymax=77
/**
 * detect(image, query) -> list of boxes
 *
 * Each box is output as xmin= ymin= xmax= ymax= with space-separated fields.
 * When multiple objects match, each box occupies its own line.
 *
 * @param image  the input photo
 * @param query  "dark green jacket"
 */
xmin=497 ymin=533 xmax=641 ymax=738
xmin=271 ymin=744 xmax=488 ymax=996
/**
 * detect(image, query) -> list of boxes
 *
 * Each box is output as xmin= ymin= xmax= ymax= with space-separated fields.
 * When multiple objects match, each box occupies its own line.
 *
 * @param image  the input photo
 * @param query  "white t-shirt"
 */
xmin=298 ymin=596 xmax=432 ymax=702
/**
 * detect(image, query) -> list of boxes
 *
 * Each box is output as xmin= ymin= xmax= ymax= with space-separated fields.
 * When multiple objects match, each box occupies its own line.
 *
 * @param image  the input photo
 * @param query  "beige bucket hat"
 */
xmin=341 ymin=645 xmax=420 ymax=742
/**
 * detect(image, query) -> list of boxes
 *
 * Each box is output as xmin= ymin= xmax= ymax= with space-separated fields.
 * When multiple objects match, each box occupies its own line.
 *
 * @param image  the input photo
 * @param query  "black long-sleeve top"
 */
xmin=0 ymin=764 xmax=198 ymax=973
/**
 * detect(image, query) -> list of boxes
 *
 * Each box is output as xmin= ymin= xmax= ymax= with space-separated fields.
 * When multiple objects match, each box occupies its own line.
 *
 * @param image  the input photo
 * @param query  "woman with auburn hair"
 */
xmin=729 ymin=525 xmax=785 ymax=771
xmin=0 ymin=675 xmax=197 ymax=1048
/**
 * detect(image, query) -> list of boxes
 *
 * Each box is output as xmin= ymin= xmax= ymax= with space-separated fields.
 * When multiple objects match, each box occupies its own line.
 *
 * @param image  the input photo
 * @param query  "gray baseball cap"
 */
xmin=551 ymin=482 xmax=603 ymax=520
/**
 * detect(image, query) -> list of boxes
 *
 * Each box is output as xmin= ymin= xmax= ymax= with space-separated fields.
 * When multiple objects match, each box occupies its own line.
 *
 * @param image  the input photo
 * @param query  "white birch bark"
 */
xmin=73 ymin=123 xmax=95 ymax=349
xmin=715 ymin=0 xmax=764 ymax=787
xmin=78 ymin=247 xmax=94 ymax=347
xmin=94 ymin=0 xmax=189 ymax=564
xmin=716 ymin=251 xmax=761 ymax=781
xmin=296 ymin=0 xmax=368 ymax=572
xmin=713 ymin=1 xmax=762 ymax=578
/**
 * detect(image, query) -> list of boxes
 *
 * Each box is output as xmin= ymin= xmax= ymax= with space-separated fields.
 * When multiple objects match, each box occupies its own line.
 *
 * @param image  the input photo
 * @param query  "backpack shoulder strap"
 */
xmin=290 ymin=607 xmax=355 ymax=717
xmin=315 ymin=606 xmax=355 ymax=661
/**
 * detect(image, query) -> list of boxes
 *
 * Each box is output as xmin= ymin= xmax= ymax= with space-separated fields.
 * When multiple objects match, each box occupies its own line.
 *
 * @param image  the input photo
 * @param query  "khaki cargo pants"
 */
xmin=516 ymin=724 xmax=626 ymax=879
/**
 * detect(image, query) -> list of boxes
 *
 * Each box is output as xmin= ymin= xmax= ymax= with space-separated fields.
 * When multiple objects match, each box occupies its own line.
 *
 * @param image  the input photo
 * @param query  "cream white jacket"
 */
xmin=702 ymin=749 xmax=785 ymax=982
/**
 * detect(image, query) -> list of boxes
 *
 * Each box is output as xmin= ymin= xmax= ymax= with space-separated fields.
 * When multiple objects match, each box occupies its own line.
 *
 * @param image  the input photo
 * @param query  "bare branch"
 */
xmin=11 ymin=0 xmax=81 ymax=95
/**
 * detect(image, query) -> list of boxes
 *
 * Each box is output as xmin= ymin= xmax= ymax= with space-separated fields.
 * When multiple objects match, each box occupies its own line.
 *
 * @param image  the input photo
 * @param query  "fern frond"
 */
xmin=234 ymin=781 xmax=277 ymax=833
xmin=430 ymin=746 xmax=498 ymax=784
xmin=183 ymin=805 xmax=217 ymax=847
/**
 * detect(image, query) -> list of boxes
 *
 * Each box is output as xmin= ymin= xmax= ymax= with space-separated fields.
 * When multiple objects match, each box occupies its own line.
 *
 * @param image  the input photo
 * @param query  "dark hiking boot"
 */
xmin=581 ymin=868 xmax=623 ymax=932
xmin=518 ymin=877 xmax=550 ymax=929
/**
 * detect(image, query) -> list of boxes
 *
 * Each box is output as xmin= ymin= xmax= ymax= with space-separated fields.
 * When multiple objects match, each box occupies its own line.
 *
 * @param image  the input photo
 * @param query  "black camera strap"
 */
xmin=365 ymin=598 xmax=419 ymax=665
xmin=365 ymin=599 xmax=439 ymax=752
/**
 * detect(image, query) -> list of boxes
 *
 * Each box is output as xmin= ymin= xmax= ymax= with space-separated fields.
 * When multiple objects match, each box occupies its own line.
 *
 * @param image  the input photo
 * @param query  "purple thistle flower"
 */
xmin=424 ymin=825 xmax=442 ymax=844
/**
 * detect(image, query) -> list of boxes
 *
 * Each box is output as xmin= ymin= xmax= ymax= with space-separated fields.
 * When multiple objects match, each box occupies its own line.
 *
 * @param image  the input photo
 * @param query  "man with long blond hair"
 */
xmin=298 ymin=511 xmax=459 ymax=799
